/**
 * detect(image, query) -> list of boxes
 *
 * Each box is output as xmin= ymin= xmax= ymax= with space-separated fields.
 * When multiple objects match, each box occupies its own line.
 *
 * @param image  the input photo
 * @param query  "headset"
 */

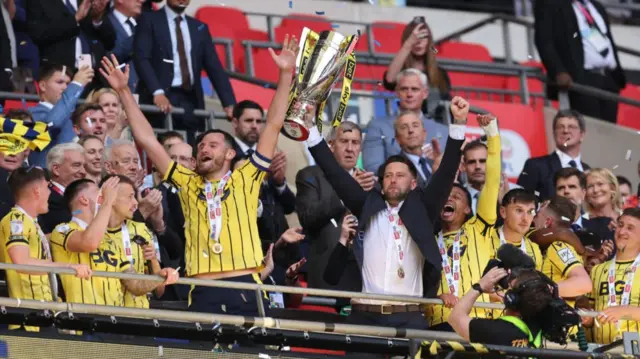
xmin=503 ymin=269 xmax=558 ymax=311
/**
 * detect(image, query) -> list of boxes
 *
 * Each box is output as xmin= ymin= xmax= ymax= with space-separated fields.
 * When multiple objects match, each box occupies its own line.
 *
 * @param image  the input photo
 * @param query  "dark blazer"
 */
xmin=0 ymin=168 xmax=13 ymax=221
xmin=39 ymin=184 xmax=70 ymax=234
xmin=13 ymin=0 xmax=40 ymax=77
xmin=310 ymin=134 xmax=464 ymax=298
xmin=107 ymin=10 xmax=138 ymax=91
xmin=517 ymin=152 xmax=590 ymax=201
xmin=534 ymin=0 xmax=626 ymax=100
xmin=133 ymin=8 xmax=236 ymax=109
xmin=295 ymin=165 xmax=362 ymax=292
xmin=0 ymin=8 xmax=12 ymax=97
xmin=399 ymin=152 xmax=433 ymax=188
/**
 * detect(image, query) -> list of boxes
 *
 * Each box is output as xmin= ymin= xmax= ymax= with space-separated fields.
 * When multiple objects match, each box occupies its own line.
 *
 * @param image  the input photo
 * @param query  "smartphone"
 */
xmin=132 ymin=235 xmax=149 ymax=247
xmin=78 ymin=54 xmax=92 ymax=69
xmin=412 ymin=16 xmax=426 ymax=25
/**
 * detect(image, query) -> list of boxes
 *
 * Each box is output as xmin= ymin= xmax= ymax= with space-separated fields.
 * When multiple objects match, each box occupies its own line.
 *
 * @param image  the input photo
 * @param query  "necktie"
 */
xmin=571 ymin=223 xmax=582 ymax=232
xmin=65 ymin=0 xmax=91 ymax=54
xmin=569 ymin=160 xmax=578 ymax=168
xmin=418 ymin=157 xmax=432 ymax=183
xmin=125 ymin=18 xmax=136 ymax=36
xmin=174 ymin=16 xmax=192 ymax=91
xmin=245 ymin=149 xmax=254 ymax=158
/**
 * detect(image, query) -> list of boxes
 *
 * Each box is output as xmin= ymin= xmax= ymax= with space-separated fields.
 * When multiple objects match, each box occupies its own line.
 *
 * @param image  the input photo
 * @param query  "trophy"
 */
xmin=282 ymin=28 xmax=358 ymax=141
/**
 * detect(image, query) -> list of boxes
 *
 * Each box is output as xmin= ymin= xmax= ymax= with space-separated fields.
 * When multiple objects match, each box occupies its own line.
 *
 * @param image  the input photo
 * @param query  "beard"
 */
xmin=384 ymin=187 xmax=410 ymax=204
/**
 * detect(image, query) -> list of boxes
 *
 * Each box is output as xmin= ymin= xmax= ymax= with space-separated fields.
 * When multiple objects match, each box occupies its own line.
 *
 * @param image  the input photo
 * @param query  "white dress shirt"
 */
xmin=571 ymin=0 xmax=617 ymax=70
xmin=555 ymin=149 xmax=584 ymax=171
xmin=112 ymin=8 xmax=136 ymax=37
xmin=306 ymin=123 xmax=467 ymax=305
xmin=164 ymin=6 xmax=193 ymax=89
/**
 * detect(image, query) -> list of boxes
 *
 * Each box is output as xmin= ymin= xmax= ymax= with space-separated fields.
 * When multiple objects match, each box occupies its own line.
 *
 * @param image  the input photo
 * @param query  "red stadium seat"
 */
xmin=437 ymin=41 xmax=493 ymax=62
xmin=2 ymin=99 xmax=37 ymax=112
xmin=243 ymin=48 xmax=280 ymax=83
xmin=504 ymin=75 xmax=545 ymax=105
xmin=354 ymin=32 xmax=370 ymax=53
xmin=194 ymin=6 xmax=249 ymax=34
xmin=617 ymin=85 xmax=640 ymax=131
xmin=370 ymin=21 xmax=405 ymax=54
xmin=275 ymin=15 xmax=333 ymax=43
xmin=353 ymin=63 xmax=387 ymax=91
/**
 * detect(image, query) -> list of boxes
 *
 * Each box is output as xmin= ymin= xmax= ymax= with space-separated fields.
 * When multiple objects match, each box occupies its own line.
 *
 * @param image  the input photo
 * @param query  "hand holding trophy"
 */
xmin=282 ymin=28 xmax=359 ymax=141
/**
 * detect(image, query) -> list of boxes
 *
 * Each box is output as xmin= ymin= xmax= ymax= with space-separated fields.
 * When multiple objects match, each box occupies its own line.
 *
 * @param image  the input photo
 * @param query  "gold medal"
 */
xmin=397 ymin=268 xmax=405 ymax=279
xmin=212 ymin=242 xmax=223 ymax=254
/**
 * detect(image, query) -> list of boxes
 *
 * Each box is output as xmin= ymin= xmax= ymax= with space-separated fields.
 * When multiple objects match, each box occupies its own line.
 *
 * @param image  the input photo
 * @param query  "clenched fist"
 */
xmin=450 ymin=96 xmax=470 ymax=124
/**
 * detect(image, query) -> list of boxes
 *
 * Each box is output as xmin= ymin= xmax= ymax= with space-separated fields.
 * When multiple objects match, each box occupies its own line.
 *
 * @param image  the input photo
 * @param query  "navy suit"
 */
xmin=13 ymin=0 xmax=40 ymax=78
xmin=517 ymin=152 xmax=590 ymax=201
xmin=134 ymin=7 xmax=235 ymax=131
xmin=107 ymin=10 xmax=138 ymax=91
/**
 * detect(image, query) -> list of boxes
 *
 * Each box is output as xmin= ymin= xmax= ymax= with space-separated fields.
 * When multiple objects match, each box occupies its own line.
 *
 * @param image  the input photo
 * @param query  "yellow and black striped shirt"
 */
xmin=106 ymin=220 xmax=151 ymax=309
xmin=541 ymin=241 xmax=583 ymax=307
xmin=164 ymin=152 xmax=269 ymax=277
xmin=51 ymin=219 xmax=131 ymax=307
xmin=588 ymin=259 xmax=640 ymax=344
xmin=428 ymin=134 xmax=502 ymax=326
xmin=0 ymin=207 xmax=53 ymax=303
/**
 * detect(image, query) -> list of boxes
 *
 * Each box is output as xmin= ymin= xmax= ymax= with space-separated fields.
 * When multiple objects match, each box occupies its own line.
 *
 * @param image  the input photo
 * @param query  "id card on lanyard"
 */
xmin=573 ymin=1 xmax=609 ymax=53
xmin=204 ymin=171 xmax=231 ymax=254
xmin=437 ymin=230 xmax=463 ymax=296
xmin=386 ymin=207 xmax=405 ymax=279
xmin=121 ymin=222 xmax=133 ymax=264
xmin=607 ymin=254 xmax=640 ymax=334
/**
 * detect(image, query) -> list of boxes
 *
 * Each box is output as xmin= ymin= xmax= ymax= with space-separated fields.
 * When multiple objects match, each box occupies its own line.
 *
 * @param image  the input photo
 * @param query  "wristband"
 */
xmin=472 ymin=283 xmax=484 ymax=294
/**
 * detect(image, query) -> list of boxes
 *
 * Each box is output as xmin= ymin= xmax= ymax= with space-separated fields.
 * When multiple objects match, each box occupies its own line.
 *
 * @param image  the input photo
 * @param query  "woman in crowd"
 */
xmin=382 ymin=18 xmax=451 ymax=114
xmin=585 ymin=168 xmax=622 ymax=221
xmin=87 ymin=88 xmax=134 ymax=146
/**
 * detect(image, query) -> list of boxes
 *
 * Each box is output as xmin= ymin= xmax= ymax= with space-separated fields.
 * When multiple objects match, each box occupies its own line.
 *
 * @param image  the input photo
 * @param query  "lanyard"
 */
xmin=437 ymin=230 xmax=463 ymax=296
xmin=204 ymin=171 xmax=231 ymax=247
xmin=94 ymin=189 xmax=103 ymax=217
xmin=121 ymin=222 xmax=133 ymax=263
xmin=386 ymin=206 xmax=405 ymax=279
xmin=574 ymin=1 xmax=596 ymax=28
xmin=607 ymin=254 xmax=640 ymax=332
xmin=14 ymin=206 xmax=57 ymax=299
xmin=499 ymin=228 xmax=527 ymax=254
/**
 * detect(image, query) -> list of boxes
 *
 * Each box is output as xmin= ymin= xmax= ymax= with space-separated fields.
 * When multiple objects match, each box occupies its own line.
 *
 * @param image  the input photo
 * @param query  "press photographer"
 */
xmin=448 ymin=244 xmax=580 ymax=348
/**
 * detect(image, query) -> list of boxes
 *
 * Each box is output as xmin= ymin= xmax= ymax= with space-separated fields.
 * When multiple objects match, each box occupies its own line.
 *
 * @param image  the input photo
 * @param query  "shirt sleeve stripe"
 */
xmin=7 ymin=238 xmax=29 ymax=246
xmin=250 ymin=151 xmax=271 ymax=172
xmin=164 ymin=161 xmax=178 ymax=183
xmin=561 ymin=261 xmax=580 ymax=277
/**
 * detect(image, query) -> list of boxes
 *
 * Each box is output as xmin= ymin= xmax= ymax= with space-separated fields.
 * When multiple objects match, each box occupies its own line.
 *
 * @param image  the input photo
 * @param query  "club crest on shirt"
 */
xmin=557 ymin=247 xmax=576 ymax=264
xmin=447 ymin=244 xmax=468 ymax=259
xmin=10 ymin=220 xmax=23 ymax=235
xmin=198 ymin=188 xmax=230 ymax=202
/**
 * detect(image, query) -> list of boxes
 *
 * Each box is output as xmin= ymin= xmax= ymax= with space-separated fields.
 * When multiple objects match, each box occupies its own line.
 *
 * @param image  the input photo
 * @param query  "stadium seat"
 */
xmin=353 ymin=63 xmax=387 ymax=91
xmin=194 ymin=6 xmax=249 ymax=34
xmin=437 ymin=41 xmax=493 ymax=62
xmin=2 ymin=99 xmax=37 ymax=112
xmin=617 ymin=85 xmax=640 ymax=131
xmin=233 ymin=29 xmax=269 ymax=73
xmin=275 ymin=14 xmax=333 ymax=43
xmin=243 ymin=48 xmax=280 ymax=83
xmin=370 ymin=21 xmax=405 ymax=54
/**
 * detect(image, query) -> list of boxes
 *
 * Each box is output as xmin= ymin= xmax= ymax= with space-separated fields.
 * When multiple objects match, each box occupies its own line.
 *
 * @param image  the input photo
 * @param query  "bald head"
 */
xmin=169 ymin=142 xmax=195 ymax=170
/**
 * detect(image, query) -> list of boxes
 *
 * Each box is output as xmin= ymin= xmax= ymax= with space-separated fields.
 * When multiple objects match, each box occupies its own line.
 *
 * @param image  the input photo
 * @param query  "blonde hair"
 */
xmin=87 ymin=87 xmax=121 ymax=106
xmin=585 ymin=168 xmax=622 ymax=214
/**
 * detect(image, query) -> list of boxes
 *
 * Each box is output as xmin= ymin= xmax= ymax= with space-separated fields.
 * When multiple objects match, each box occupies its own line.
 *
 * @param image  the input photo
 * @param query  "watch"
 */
xmin=472 ymin=283 xmax=484 ymax=294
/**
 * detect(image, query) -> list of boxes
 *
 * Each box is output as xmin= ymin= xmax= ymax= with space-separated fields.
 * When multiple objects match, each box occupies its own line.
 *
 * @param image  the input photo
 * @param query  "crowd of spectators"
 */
xmin=0 ymin=0 xmax=638 ymax=353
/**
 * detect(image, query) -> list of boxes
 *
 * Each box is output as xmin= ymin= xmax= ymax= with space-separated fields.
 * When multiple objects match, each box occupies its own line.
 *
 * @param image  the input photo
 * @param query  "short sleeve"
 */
xmin=51 ymin=223 xmax=77 ymax=251
xmin=549 ymin=242 xmax=582 ymax=276
xmin=469 ymin=319 xmax=529 ymax=346
xmin=163 ymin=160 xmax=198 ymax=189
xmin=4 ymin=215 xmax=29 ymax=249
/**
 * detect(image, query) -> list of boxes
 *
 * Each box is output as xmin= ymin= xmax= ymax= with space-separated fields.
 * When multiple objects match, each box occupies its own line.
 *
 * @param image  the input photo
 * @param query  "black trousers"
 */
xmin=569 ymin=69 xmax=620 ymax=124
xmin=148 ymin=87 xmax=200 ymax=144
xmin=188 ymin=274 xmax=269 ymax=317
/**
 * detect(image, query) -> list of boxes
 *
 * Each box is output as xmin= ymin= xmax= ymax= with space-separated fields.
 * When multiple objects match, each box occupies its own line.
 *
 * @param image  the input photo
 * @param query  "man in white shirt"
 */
xmin=310 ymin=97 xmax=470 ymax=334
xmin=40 ymin=143 xmax=87 ymax=234
xmin=534 ymin=0 xmax=626 ymax=123
xmin=517 ymin=110 xmax=590 ymax=201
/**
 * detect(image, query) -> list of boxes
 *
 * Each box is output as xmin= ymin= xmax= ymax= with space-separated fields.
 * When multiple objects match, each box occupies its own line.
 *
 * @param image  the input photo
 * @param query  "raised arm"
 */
xmin=475 ymin=115 xmax=501 ymax=224
xmin=255 ymin=35 xmax=299 ymax=160
xmin=421 ymin=97 xmax=468 ymax=221
xmin=99 ymin=55 xmax=172 ymax=176
xmin=383 ymin=24 xmax=428 ymax=86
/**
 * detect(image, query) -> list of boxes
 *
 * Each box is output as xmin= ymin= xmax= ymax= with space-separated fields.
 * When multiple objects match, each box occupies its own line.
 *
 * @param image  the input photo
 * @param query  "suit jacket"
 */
xmin=28 ymin=82 xmax=84 ymax=167
xmin=534 ymin=0 xmax=626 ymax=100
xmin=295 ymin=165 xmax=362 ymax=292
xmin=0 ymin=6 xmax=12 ymax=96
xmin=517 ymin=152 xmax=590 ymax=201
xmin=362 ymin=114 xmax=449 ymax=174
xmin=13 ymin=0 xmax=40 ymax=77
xmin=133 ymin=8 xmax=235 ymax=109
xmin=399 ymin=152 xmax=433 ymax=188
xmin=39 ymin=184 xmax=70 ymax=234
xmin=311 ymin=133 xmax=464 ymax=298
xmin=25 ymin=0 xmax=116 ymax=94
xmin=107 ymin=10 xmax=138 ymax=91
xmin=0 ymin=168 xmax=13 ymax=221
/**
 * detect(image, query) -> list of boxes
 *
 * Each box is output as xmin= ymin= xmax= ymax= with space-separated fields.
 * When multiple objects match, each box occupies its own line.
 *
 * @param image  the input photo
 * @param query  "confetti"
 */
xmin=315 ymin=10 xmax=325 ymax=15
xmin=85 ymin=117 xmax=93 ymax=128
xmin=330 ymin=219 xmax=337 ymax=227
xmin=47 ymin=122 xmax=53 ymax=127
xmin=116 ymin=63 xmax=126 ymax=69
xmin=288 ymin=0 xmax=292 ymax=8
xmin=573 ymin=32 xmax=578 ymax=38
xmin=430 ymin=46 xmax=438 ymax=54
xmin=332 ymin=23 xmax=340 ymax=28
xmin=561 ymin=216 xmax=571 ymax=222
xmin=19 ymin=41 xmax=26 ymax=46
xmin=563 ymin=142 xmax=568 ymax=147
xmin=612 ymin=165 xmax=619 ymax=170
xmin=521 ymin=172 xmax=528 ymax=175
xmin=534 ymin=191 xmax=540 ymax=197
xmin=543 ymin=232 xmax=553 ymax=237
xmin=625 ymin=149 xmax=632 ymax=161
xmin=380 ymin=135 xmax=386 ymax=140
xmin=374 ymin=40 xmax=381 ymax=47
xmin=203 ymin=250 xmax=209 ymax=258
xmin=61 ymin=65 xmax=66 ymax=75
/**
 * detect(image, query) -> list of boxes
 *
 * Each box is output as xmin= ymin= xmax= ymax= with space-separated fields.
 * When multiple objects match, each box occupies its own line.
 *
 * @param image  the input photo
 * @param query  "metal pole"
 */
xmin=255 ymin=289 xmax=266 ymax=317
xmin=502 ymin=18 xmax=513 ymax=64
xmin=266 ymin=15 xmax=275 ymax=43
xmin=245 ymin=43 xmax=255 ymax=77
xmin=225 ymin=42 xmax=235 ymax=72
xmin=366 ymin=24 xmax=375 ymax=55
xmin=519 ymin=69 xmax=530 ymax=105
xmin=164 ymin=112 xmax=173 ymax=131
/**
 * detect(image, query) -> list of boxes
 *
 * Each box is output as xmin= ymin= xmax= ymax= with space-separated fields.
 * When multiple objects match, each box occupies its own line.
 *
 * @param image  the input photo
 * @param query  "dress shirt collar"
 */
xmin=51 ymin=181 xmax=66 ymax=193
xmin=234 ymin=137 xmax=256 ymax=155
xmin=164 ymin=5 xmax=185 ymax=22
xmin=112 ymin=8 xmax=137 ymax=27
xmin=574 ymin=215 xmax=584 ymax=228
xmin=465 ymin=183 xmax=480 ymax=198
xmin=38 ymin=101 xmax=54 ymax=109
xmin=555 ymin=149 xmax=582 ymax=168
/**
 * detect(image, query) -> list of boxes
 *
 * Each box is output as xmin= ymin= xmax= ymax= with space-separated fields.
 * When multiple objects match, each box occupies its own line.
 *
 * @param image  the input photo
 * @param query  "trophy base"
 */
xmin=282 ymin=120 xmax=310 ymax=141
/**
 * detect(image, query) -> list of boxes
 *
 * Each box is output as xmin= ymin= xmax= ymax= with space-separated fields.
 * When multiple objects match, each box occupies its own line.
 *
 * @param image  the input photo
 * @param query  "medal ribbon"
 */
xmin=437 ymin=230 xmax=463 ymax=297
xmin=499 ymin=228 xmax=527 ymax=254
xmin=205 ymin=171 xmax=232 ymax=246
xmin=121 ymin=222 xmax=133 ymax=264
xmin=386 ymin=206 xmax=404 ymax=276
xmin=607 ymin=254 xmax=640 ymax=332
xmin=573 ymin=1 xmax=596 ymax=27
